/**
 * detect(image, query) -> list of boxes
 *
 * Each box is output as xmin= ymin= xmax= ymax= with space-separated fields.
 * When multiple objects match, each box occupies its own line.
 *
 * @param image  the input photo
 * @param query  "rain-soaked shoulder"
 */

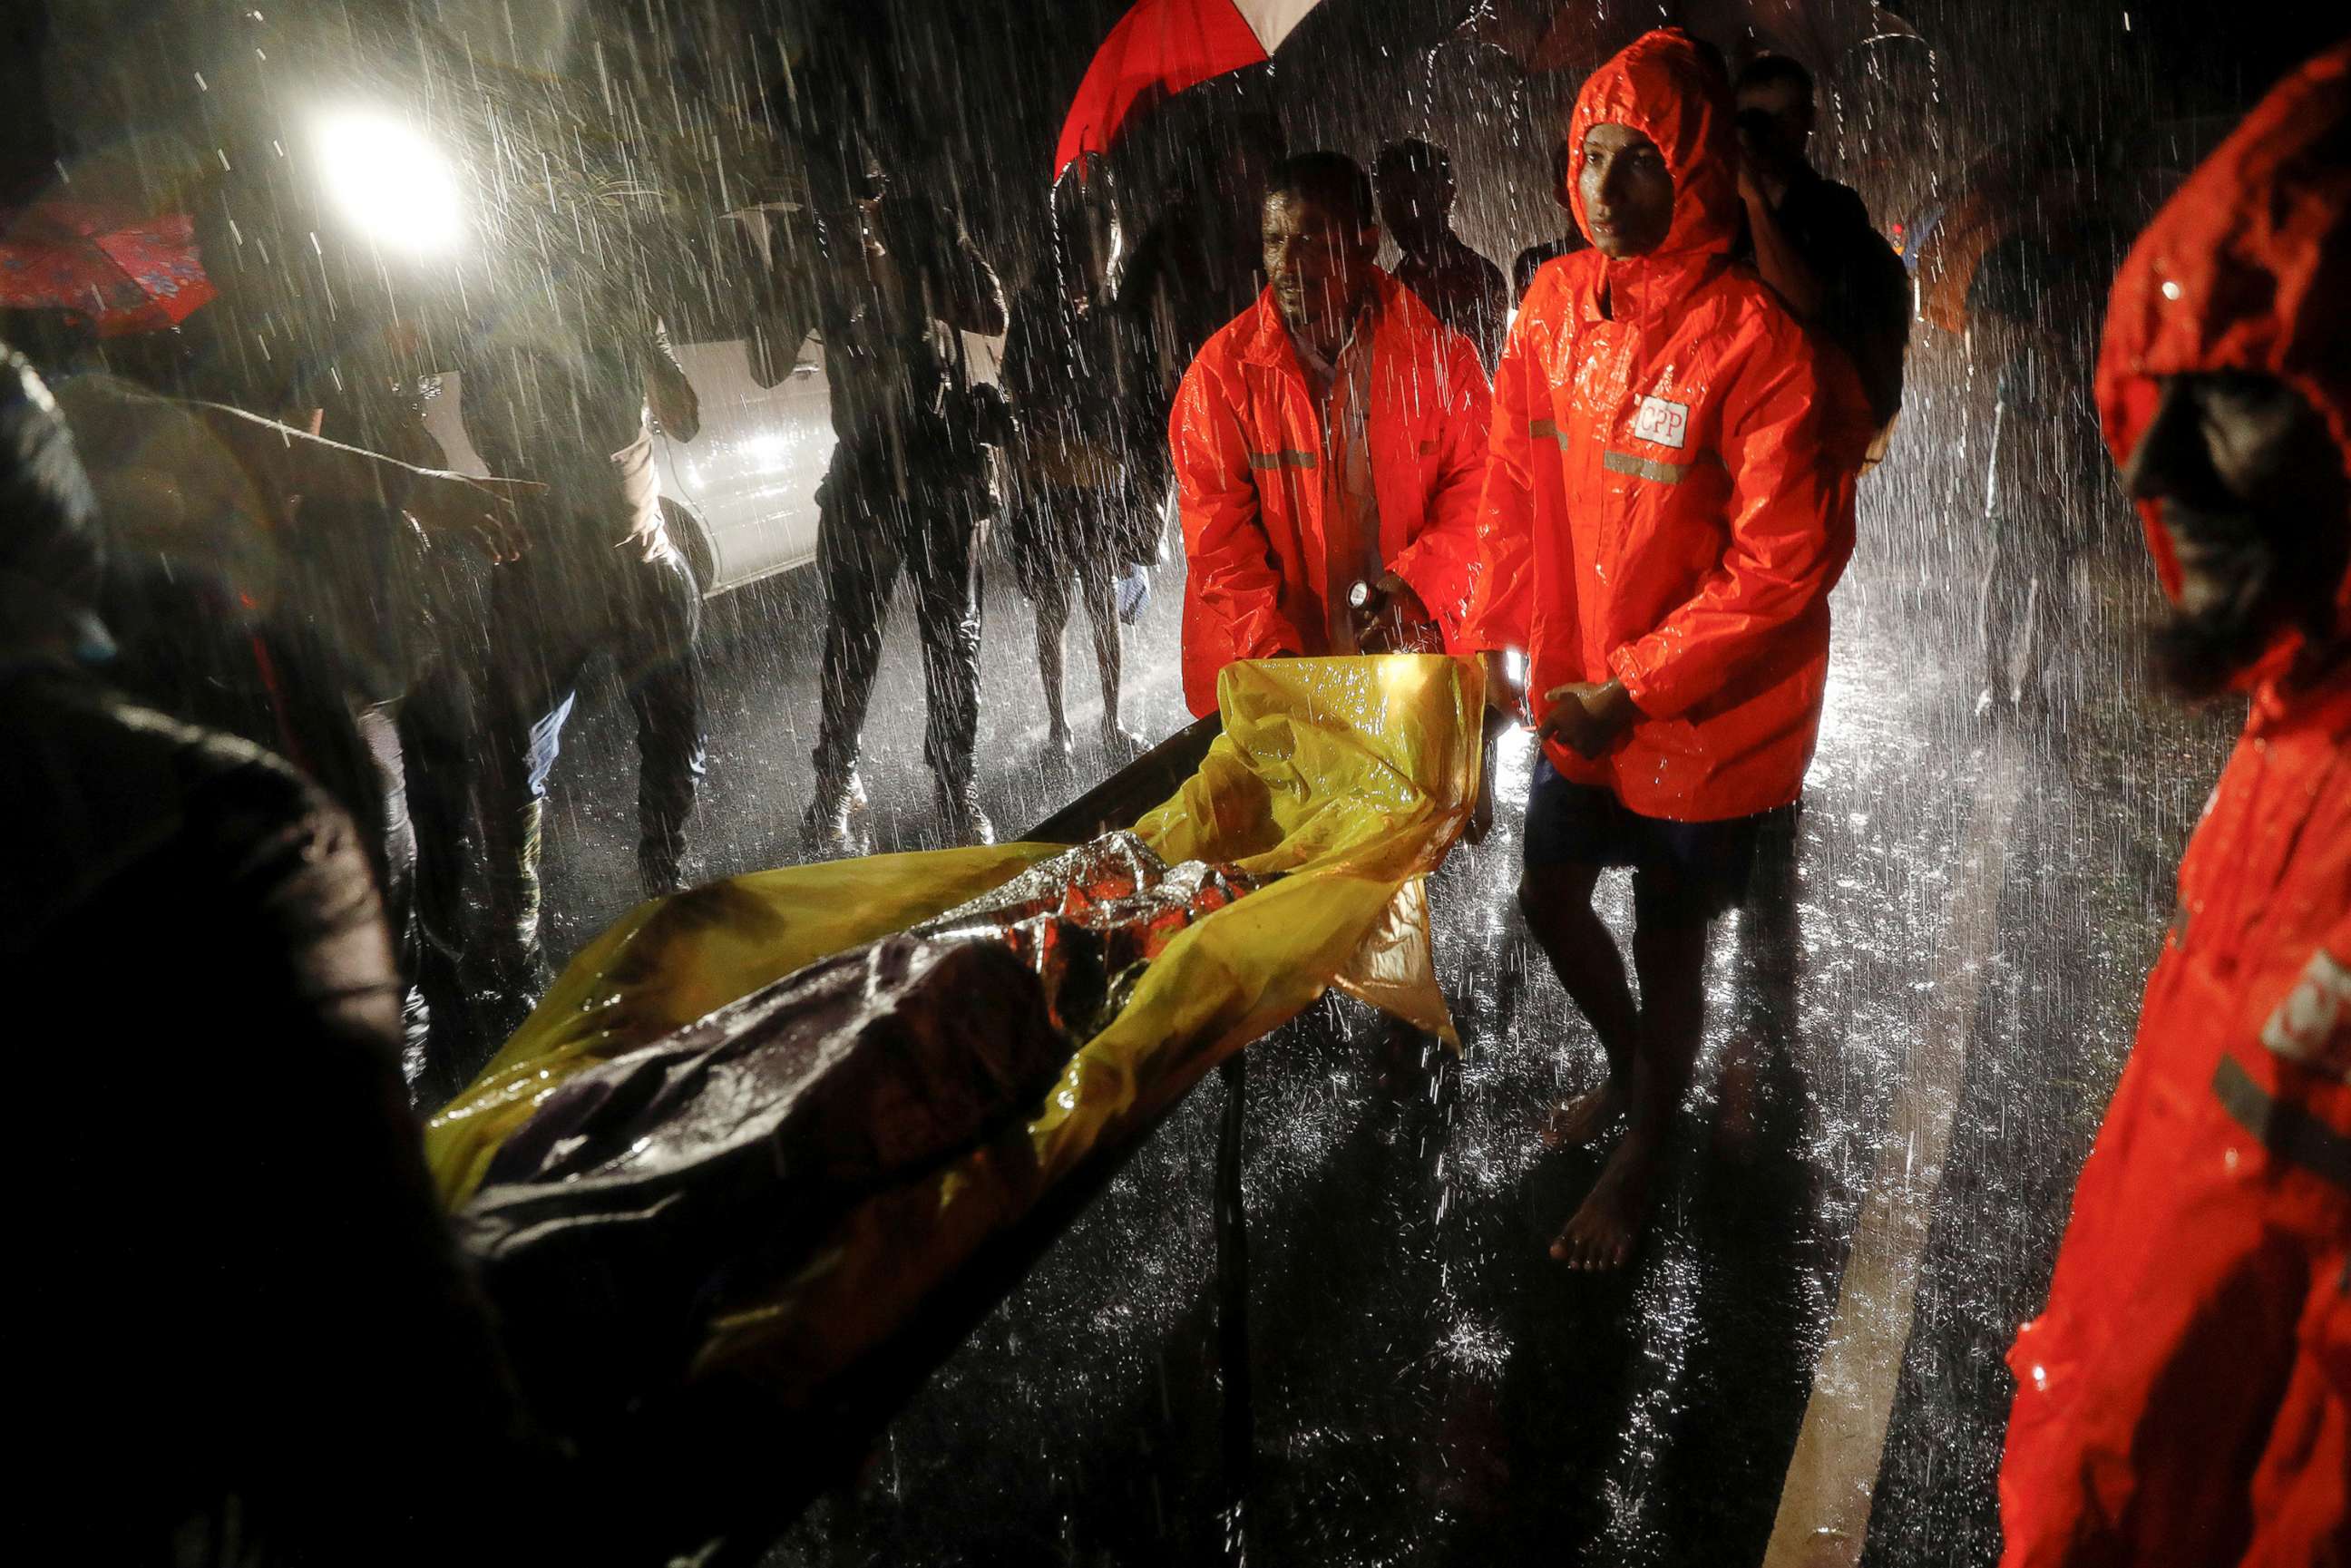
xmin=1684 ymin=261 xmax=1811 ymax=364
xmin=1 ymin=671 xmax=338 ymax=938
xmin=1527 ymin=247 xmax=1604 ymax=313
xmin=1715 ymin=257 xmax=1809 ymax=332
xmin=1516 ymin=250 xmax=1604 ymax=349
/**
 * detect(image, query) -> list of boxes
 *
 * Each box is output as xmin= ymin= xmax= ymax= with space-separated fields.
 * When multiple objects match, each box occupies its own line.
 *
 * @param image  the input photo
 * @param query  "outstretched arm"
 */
xmin=181 ymin=397 xmax=532 ymax=560
xmin=929 ymin=221 xmax=1008 ymax=337
xmin=68 ymin=377 xmax=532 ymax=561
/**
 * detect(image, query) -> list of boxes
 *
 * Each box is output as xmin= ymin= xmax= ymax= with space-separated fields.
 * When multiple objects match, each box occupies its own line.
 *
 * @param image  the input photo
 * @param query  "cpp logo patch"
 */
xmin=1634 ymin=394 xmax=1691 ymax=450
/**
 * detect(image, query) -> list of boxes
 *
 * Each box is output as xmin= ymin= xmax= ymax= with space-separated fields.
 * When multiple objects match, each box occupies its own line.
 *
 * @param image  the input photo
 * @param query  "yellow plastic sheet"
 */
xmin=425 ymin=653 xmax=1484 ymax=1398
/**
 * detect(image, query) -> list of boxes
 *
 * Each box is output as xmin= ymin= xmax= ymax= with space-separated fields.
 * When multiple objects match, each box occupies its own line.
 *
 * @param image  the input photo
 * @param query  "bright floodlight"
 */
xmin=314 ymin=110 xmax=464 ymax=257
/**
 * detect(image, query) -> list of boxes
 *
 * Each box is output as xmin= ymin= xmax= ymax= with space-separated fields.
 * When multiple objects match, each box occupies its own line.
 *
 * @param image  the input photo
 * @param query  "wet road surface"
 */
xmin=526 ymin=474 xmax=2235 ymax=1566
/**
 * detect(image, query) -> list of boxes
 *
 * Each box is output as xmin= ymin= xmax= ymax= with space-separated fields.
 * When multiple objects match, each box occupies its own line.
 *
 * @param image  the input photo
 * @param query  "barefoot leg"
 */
xmin=1550 ymin=865 xmax=1713 ymax=1270
xmin=1543 ymin=1079 xmax=1629 ymax=1148
xmin=1033 ymin=579 xmax=1072 ymax=750
xmin=1519 ymin=864 xmax=1637 ymax=1146
xmin=1078 ymin=558 xmax=1127 ymax=745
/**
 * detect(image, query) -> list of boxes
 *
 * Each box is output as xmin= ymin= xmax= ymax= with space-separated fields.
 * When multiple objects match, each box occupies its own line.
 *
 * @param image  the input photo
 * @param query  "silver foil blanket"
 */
xmin=454 ymin=833 xmax=1260 ymax=1428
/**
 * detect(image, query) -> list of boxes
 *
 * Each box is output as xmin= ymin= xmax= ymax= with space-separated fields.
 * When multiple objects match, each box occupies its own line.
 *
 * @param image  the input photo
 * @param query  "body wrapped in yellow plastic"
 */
xmin=426 ymin=653 xmax=1483 ymax=1411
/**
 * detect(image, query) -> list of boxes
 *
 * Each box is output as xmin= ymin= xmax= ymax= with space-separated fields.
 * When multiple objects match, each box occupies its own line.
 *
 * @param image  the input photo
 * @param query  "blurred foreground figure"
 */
xmin=1374 ymin=139 xmax=1510 ymax=370
xmin=787 ymin=170 xmax=1008 ymax=853
xmin=1001 ymin=156 xmax=1165 ymax=771
xmin=1170 ymin=151 xmax=1490 ymax=717
xmin=44 ymin=357 xmax=521 ymax=1082
xmin=1461 ymin=30 xmax=1861 ymax=1271
xmin=0 ymin=347 xmax=549 ymax=1563
xmin=1999 ymin=44 xmax=2351 ymax=1568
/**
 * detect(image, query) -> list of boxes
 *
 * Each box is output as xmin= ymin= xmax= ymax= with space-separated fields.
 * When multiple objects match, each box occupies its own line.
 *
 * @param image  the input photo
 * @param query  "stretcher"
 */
xmin=424 ymin=654 xmax=1483 ymax=1551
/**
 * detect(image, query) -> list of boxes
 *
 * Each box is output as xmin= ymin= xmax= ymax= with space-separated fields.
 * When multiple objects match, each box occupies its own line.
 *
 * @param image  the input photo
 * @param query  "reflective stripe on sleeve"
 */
xmin=1603 ymin=450 xmax=1692 ymax=484
xmin=2213 ymin=1054 xmax=2351 ymax=1192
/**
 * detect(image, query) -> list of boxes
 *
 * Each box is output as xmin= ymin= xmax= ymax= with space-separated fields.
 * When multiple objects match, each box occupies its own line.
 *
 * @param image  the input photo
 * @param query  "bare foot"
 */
xmin=1548 ymin=1136 xmax=1655 ymax=1271
xmin=1541 ymin=1079 xmax=1627 ymax=1149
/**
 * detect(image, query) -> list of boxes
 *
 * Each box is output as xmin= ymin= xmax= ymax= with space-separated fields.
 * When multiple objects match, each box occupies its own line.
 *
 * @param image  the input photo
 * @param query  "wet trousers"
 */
xmin=1978 ymin=511 xmax=2079 ymax=707
xmin=478 ymin=539 xmax=704 ymax=1001
xmin=812 ymin=475 xmax=984 ymax=794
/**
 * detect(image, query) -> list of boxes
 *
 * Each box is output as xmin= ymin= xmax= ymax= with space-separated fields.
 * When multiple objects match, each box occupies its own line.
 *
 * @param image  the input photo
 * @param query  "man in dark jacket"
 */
xmin=1733 ymin=54 xmax=1912 ymax=439
xmin=1511 ymin=138 xmax=1591 ymax=303
xmin=775 ymin=171 xmax=1007 ymax=853
xmin=456 ymin=241 xmax=709 ymax=1023
xmin=1374 ymin=138 xmax=1510 ymax=371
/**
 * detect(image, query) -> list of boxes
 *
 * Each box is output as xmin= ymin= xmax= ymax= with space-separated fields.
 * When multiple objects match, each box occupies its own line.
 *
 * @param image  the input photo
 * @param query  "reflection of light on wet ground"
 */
xmin=1766 ymin=735 xmax=2026 ymax=1567
xmin=1428 ymin=1314 xmax=1510 ymax=1381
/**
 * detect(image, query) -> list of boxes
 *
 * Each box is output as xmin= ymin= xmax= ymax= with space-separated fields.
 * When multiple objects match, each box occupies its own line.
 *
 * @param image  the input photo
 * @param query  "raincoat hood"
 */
xmin=1566 ymin=29 xmax=1741 ymax=269
xmin=2097 ymin=42 xmax=2351 ymax=659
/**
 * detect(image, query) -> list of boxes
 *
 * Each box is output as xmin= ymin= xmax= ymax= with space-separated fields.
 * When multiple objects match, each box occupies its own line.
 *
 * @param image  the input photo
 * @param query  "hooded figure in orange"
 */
xmin=1171 ymin=151 xmax=1491 ymax=718
xmin=1458 ymin=28 xmax=1859 ymax=1269
xmin=1998 ymin=44 xmax=2350 ymax=1568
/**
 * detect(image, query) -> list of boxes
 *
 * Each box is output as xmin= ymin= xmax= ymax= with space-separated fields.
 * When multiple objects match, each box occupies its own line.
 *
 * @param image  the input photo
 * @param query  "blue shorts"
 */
xmin=1521 ymin=757 xmax=1769 ymax=917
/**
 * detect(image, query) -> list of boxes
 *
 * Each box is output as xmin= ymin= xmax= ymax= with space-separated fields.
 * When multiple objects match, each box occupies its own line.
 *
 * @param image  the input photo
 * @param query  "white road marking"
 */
xmin=1762 ymin=736 xmax=2025 ymax=1568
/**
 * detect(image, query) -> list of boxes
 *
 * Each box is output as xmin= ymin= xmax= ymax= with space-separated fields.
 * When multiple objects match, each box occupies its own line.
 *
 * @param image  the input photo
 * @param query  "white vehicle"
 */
xmin=302 ymin=119 xmax=1019 ymax=597
xmin=422 ymin=330 xmax=1004 ymax=599
xmin=651 ymin=336 xmax=837 ymax=593
xmin=419 ymin=336 xmax=830 ymax=596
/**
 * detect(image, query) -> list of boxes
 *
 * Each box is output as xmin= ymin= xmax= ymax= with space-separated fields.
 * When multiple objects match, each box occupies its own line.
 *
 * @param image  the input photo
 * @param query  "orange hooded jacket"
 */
xmin=1171 ymin=268 xmax=1491 ymax=717
xmin=1458 ymin=28 xmax=1862 ymax=823
xmin=1999 ymin=44 xmax=2351 ymax=1568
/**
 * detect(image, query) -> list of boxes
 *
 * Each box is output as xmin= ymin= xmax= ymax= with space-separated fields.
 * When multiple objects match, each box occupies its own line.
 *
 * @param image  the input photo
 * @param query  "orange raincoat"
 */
xmin=1171 ymin=268 xmax=1491 ymax=716
xmin=1999 ymin=43 xmax=2351 ymax=1568
xmin=1458 ymin=28 xmax=1862 ymax=822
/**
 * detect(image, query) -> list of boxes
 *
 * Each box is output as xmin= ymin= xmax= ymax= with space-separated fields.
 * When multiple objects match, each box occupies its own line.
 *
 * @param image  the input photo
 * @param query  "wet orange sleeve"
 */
xmin=1457 ymin=298 xmax=1540 ymax=654
xmin=1390 ymin=327 xmax=1494 ymax=645
xmin=1172 ymin=353 xmax=1306 ymax=664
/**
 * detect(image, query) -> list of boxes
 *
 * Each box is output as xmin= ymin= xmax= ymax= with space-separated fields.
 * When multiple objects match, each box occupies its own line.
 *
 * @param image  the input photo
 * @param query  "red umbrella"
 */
xmin=0 ymin=200 xmax=217 ymax=338
xmin=1053 ymin=0 xmax=1327 ymax=180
